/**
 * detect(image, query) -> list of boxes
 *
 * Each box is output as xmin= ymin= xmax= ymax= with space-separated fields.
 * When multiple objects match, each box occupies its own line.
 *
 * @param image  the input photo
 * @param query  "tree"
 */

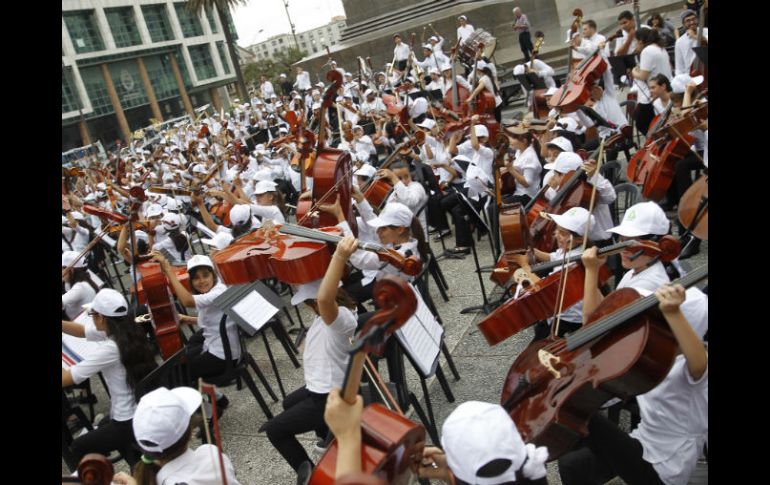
xmin=240 ymin=47 xmax=307 ymax=94
xmin=186 ymin=0 xmax=248 ymax=100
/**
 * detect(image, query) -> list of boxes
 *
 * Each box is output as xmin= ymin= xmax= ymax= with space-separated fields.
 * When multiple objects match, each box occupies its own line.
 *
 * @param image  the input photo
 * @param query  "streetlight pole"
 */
xmin=281 ymin=0 xmax=299 ymax=50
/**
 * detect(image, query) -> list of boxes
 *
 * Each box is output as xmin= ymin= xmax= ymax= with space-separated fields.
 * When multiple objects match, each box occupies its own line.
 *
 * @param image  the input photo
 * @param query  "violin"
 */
xmin=500 ymin=264 xmax=707 ymax=459
xmin=309 ymin=275 xmax=425 ymax=485
xmin=479 ymin=237 xmax=680 ymax=346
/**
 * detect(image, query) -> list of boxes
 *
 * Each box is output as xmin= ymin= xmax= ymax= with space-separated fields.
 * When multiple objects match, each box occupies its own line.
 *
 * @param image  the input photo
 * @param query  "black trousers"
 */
xmin=559 ymin=414 xmax=664 ymax=485
xmin=635 ymin=103 xmax=656 ymax=137
xmin=666 ymin=151 xmax=705 ymax=206
xmin=519 ymin=31 xmax=534 ymax=62
xmin=70 ymin=418 xmax=139 ymax=470
xmin=501 ymin=193 xmax=532 ymax=207
xmin=440 ymin=191 xmax=486 ymax=247
xmin=532 ymin=319 xmax=582 ymax=341
xmin=186 ymin=330 xmax=236 ymax=383
xmin=260 ymin=386 xmax=329 ymax=471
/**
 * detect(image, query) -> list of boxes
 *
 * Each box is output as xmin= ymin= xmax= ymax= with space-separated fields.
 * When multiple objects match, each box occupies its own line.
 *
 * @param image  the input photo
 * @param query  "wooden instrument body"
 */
xmin=296 ymin=147 xmax=357 ymax=233
xmin=490 ymin=204 xmax=530 ymax=287
xmin=211 ymin=231 xmax=279 ymax=285
xmin=548 ymin=54 xmax=607 ymax=113
xmin=479 ymin=262 xmax=610 ymax=345
xmin=136 ymin=262 xmax=184 ymax=359
xmin=529 ymin=170 xmax=593 ymax=252
xmin=677 ymin=173 xmax=708 ymax=240
xmin=628 ymin=135 xmax=694 ymax=201
xmin=135 ymin=265 xmax=191 ymax=304
xmin=309 ymin=403 xmax=426 ymax=485
xmin=500 ymin=288 xmax=677 ymax=459
xmin=363 ymin=178 xmax=394 ymax=210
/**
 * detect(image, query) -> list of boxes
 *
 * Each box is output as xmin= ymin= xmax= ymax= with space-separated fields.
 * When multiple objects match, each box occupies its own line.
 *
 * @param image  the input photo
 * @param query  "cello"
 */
xmin=528 ymin=32 xmax=549 ymax=119
xmin=296 ymin=70 xmax=358 ymax=234
xmin=362 ymin=130 xmax=425 ymax=210
xmin=500 ymin=264 xmax=707 ymax=459
xmin=309 ymin=275 xmax=425 ymax=485
xmin=678 ymin=172 xmax=708 ymax=241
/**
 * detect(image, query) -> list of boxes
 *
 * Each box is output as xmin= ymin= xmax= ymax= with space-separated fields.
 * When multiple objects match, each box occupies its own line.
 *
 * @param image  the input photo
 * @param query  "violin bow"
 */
xmin=581 ymin=137 xmax=606 ymax=251
xmin=199 ymin=380 xmax=229 ymax=485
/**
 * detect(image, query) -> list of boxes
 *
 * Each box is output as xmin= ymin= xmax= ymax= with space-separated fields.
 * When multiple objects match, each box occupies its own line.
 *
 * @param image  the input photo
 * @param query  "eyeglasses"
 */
xmin=88 ymin=310 xmax=98 ymax=317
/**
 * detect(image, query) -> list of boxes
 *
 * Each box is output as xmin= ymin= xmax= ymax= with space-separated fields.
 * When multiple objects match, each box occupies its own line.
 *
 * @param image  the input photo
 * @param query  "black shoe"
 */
xmin=296 ymin=460 xmax=313 ymax=485
xmin=678 ymin=239 xmax=701 ymax=260
xmin=448 ymin=246 xmax=471 ymax=255
xmin=433 ymin=229 xmax=452 ymax=241
xmin=215 ymin=395 xmax=229 ymax=418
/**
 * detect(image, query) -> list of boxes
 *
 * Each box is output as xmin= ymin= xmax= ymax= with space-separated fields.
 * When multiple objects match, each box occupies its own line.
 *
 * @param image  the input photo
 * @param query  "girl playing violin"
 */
xmin=259 ymin=236 xmax=359 ymax=480
xmin=112 ymin=386 xmax=241 ymax=485
xmin=61 ymin=289 xmax=156 ymax=470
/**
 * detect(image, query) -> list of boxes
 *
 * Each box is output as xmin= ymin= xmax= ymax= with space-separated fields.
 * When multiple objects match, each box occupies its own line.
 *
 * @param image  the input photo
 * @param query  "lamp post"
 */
xmin=281 ymin=0 xmax=299 ymax=50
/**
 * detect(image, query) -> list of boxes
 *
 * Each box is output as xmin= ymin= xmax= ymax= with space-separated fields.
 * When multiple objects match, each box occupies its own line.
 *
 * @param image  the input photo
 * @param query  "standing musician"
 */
xmin=392 ymin=33 xmax=411 ymax=78
xmin=259 ymin=237 xmax=359 ymax=481
xmin=512 ymin=7 xmax=535 ymax=62
xmin=428 ymin=33 xmax=450 ymax=67
xmin=572 ymin=20 xmax=609 ymax=60
xmin=62 ymin=251 xmax=99 ymax=320
xmin=467 ymin=65 xmax=504 ymax=122
xmin=632 ymin=27 xmax=672 ymax=135
xmin=675 ymin=9 xmax=708 ymax=76
xmin=613 ymin=10 xmax=638 ymax=56
xmin=456 ymin=15 xmax=475 ymax=44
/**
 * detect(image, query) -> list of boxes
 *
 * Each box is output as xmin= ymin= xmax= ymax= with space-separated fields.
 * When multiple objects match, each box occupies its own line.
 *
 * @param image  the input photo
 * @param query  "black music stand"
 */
xmin=455 ymin=191 xmax=496 ymax=314
xmin=577 ymin=105 xmax=616 ymax=129
xmin=428 ymin=89 xmax=443 ymax=102
xmin=514 ymin=73 xmax=547 ymax=92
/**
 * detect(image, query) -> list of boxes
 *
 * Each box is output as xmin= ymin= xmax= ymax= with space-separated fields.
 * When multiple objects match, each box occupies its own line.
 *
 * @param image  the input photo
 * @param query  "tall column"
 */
xmin=209 ymin=86 xmax=223 ymax=113
xmin=79 ymin=120 xmax=92 ymax=145
xmin=169 ymin=52 xmax=195 ymax=117
xmin=136 ymin=57 xmax=163 ymax=121
xmin=100 ymin=63 xmax=132 ymax=144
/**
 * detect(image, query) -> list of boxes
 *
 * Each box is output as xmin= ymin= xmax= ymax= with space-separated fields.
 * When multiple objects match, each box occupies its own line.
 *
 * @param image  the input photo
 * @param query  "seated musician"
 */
xmin=259 ymin=237 xmax=359 ymax=481
xmin=377 ymin=160 xmax=429 ymax=238
xmin=547 ymin=121 xmax=582 ymax=154
xmin=62 ymin=289 xmax=156 ymax=470
xmin=195 ymin=199 xmax=259 ymax=240
xmin=351 ymin=124 xmax=378 ymax=165
xmin=559 ymin=281 xmax=708 ymax=485
xmin=62 ymin=251 xmax=98 ymax=320
xmin=151 ymin=253 xmax=237 ymax=412
xmin=574 ymin=79 xmax=629 ymax=158
xmin=420 ymin=401 xmax=549 ymax=484
xmin=112 ymin=387 xmax=241 ymax=485
xmin=149 ymin=213 xmax=190 ymax=265
xmin=503 ymin=126 xmax=544 ymax=206
xmin=521 ymin=56 xmax=557 ymax=89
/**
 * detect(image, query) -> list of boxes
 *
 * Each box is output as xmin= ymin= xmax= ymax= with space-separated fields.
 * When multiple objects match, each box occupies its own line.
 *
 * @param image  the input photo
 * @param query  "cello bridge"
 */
xmin=538 ymin=349 xmax=561 ymax=379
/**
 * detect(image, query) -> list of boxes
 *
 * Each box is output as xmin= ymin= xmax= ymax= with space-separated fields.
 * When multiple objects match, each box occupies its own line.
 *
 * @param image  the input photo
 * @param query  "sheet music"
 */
xmin=231 ymin=290 xmax=279 ymax=333
xmin=195 ymin=220 xmax=218 ymax=239
xmin=395 ymin=285 xmax=444 ymax=376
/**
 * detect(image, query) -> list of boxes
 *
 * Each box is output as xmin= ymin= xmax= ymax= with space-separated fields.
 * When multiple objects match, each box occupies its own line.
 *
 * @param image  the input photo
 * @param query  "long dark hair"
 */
xmin=635 ymin=26 xmax=663 ymax=47
xmin=133 ymin=416 xmax=198 ymax=485
xmin=510 ymin=132 xmax=545 ymax=165
xmin=481 ymin=67 xmax=500 ymax=97
xmin=166 ymin=228 xmax=189 ymax=260
xmin=104 ymin=314 xmax=157 ymax=397
xmin=69 ymin=267 xmax=100 ymax=293
xmin=231 ymin=218 xmax=254 ymax=239
xmin=410 ymin=217 xmax=430 ymax=262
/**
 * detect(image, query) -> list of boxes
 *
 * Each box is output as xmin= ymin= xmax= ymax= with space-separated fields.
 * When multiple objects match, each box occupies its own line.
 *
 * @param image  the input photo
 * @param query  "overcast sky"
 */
xmin=231 ymin=0 xmax=346 ymax=48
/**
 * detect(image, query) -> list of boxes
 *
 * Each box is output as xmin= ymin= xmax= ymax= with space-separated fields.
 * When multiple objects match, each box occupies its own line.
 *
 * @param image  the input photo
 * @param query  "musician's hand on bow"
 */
xmin=324 ymin=387 xmax=363 ymax=440
xmin=582 ymin=159 xmax=598 ymax=178
xmin=112 ymin=472 xmax=138 ymax=485
xmin=656 ymin=283 xmax=686 ymax=314
xmin=318 ymin=196 xmax=345 ymax=221
xmin=581 ymin=246 xmax=607 ymax=271
xmin=418 ymin=446 xmax=452 ymax=481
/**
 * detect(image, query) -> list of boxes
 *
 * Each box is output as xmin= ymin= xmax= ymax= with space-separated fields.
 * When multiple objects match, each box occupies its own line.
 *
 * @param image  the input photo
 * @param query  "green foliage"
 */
xmin=241 ymin=47 xmax=307 ymax=90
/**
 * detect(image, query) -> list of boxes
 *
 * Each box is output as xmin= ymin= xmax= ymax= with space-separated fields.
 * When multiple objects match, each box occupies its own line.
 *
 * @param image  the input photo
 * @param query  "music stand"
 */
xmin=514 ymin=73 xmax=547 ymax=91
xmin=455 ymin=191 xmax=496 ymax=314
xmin=577 ymin=105 xmax=616 ymax=129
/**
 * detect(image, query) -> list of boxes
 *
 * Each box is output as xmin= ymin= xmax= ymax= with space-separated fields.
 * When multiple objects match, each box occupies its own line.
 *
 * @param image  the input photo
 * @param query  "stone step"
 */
xmin=340 ymin=0 xmax=457 ymax=42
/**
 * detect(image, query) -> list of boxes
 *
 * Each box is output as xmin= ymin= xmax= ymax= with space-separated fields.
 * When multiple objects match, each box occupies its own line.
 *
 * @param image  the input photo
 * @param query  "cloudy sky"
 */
xmin=231 ymin=0 xmax=346 ymax=48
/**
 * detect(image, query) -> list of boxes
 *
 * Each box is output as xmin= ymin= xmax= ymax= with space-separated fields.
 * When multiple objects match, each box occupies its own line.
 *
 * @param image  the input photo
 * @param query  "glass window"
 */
xmin=174 ymin=3 xmax=203 ymax=38
xmin=62 ymin=70 xmax=80 ymax=113
xmin=105 ymin=7 xmax=142 ymax=48
xmin=216 ymin=42 xmax=231 ymax=74
xmin=108 ymin=60 xmax=149 ymax=109
xmin=80 ymin=66 xmax=114 ymax=116
xmin=144 ymin=54 xmax=180 ymax=100
xmin=63 ymin=10 xmax=105 ymax=54
xmin=279 ymin=38 xmax=283 ymax=44
xmin=141 ymin=4 xmax=174 ymax=43
xmin=188 ymin=43 xmax=217 ymax=80
xmin=205 ymin=5 xmax=218 ymax=33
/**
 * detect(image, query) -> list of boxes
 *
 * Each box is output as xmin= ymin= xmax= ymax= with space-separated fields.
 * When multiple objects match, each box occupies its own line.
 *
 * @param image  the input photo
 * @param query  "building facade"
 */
xmin=62 ymin=0 xmax=238 ymax=152
xmin=247 ymin=16 xmax=346 ymax=61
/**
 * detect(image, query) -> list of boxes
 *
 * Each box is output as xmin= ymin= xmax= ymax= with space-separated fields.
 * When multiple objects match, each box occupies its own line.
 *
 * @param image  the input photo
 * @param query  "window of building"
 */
xmin=141 ymin=4 xmax=174 ymax=43
xmin=80 ymin=66 xmax=113 ymax=115
xmin=63 ymin=10 xmax=105 ymax=54
xmin=107 ymin=60 xmax=149 ymax=109
xmin=204 ymin=5 xmax=218 ymax=33
xmin=62 ymin=70 xmax=80 ymax=114
xmin=301 ymin=42 xmax=307 ymax=49
xmin=188 ymin=43 xmax=217 ymax=80
xmin=279 ymin=38 xmax=284 ymax=44
xmin=145 ymin=54 xmax=180 ymax=100
xmin=174 ymin=3 xmax=204 ymax=38
xmin=271 ymin=40 xmax=277 ymax=46
xmin=216 ymin=41 xmax=231 ymax=74
xmin=105 ymin=7 xmax=142 ymax=48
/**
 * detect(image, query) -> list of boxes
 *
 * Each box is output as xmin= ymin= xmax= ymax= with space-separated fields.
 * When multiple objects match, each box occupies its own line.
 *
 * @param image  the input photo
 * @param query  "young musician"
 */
xmin=62 ymin=251 xmax=98 ymax=320
xmin=259 ymin=237 xmax=359 ymax=479
xmin=150 ymin=213 xmax=190 ymax=265
xmin=503 ymin=127 xmax=544 ymax=206
xmin=376 ymin=161 xmax=429 ymax=238
xmin=675 ymin=10 xmax=708 ymax=76
xmin=467 ymin=66 xmax=503 ymax=122
xmin=112 ymin=387 xmax=241 ymax=485
xmin=632 ymin=27 xmax=673 ymax=135
xmin=62 ymin=289 xmax=156 ymax=469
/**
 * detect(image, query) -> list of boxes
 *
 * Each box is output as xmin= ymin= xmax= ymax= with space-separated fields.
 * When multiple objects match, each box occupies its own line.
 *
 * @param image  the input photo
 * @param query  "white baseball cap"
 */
xmin=474 ymin=124 xmax=489 ymax=138
xmin=367 ymin=202 xmax=414 ymax=228
xmin=671 ymin=73 xmax=704 ymax=94
xmin=254 ymin=180 xmax=278 ymax=195
xmin=442 ymin=401 xmax=548 ymax=485
xmin=201 ymin=232 xmax=234 ymax=250
xmin=608 ymin=201 xmax=670 ymax=237
xmin=544 ymin=151 xmax=583 ymax=173
xmin=145 ymin=203 xmax=164 ymax=218
xmin=70 ymin=211 xmax=85 ymax=221
xmin=186 ymin=254 xmax=214 ymax=272
xmin=354 ymin=164 xmax=377 ymax=178
xmin=82 ymin=288 xmax=129 ymax=317
xmin=546 ymin=136 xmax=574 ymax=153
xmin=133 ymin=387 xmax=202 ymax=454
xmin=165 ymin=198 xmax=179 ymax=211
xmin=62 ymin=250 xmax=86 ymax=268
xmin=161 ymin=213 xmax=181 ymax=230
xmin=229 ymin=204 xmax=252 ymax=226
xmin=83 ymin=193 xmax=97 ymax=202
xmin=417 ymin=119 xmax=436 ymax=130
xmin=291 ymin=277 xmax=323 ymax=306
xmin=546 ymin=207 xmax=596 ymax=237
xmin=192 ymin=164 xmax=207 ymax=174
xmin=429 ymin=36 xmax=439 ymax=42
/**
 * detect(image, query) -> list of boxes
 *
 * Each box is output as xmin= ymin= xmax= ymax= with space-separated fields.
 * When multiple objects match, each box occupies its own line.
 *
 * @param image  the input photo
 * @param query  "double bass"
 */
xmin=500 ymin=264 xmax=707 ymax=459
xmin=309 ymin=275 xmax=425 ymax=485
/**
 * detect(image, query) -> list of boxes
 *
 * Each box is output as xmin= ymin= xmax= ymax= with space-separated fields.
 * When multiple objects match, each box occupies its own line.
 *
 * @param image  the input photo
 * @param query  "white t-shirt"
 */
xmin=616 ymin=261 xmax=670 ymax=293
xmin=62 ymin=282 xmax=96 ymax=320
xmin=70 ymin=339 xmax=137 ymax=422
xmin=674 ymin=28 xmax=708 ymax=76
xmin=156 ymin=445 xmax=242 ymax=485
xmin=303 ymin=307 xmax=357 ymax=394
xmin=249 ymin=204 xmax=286 ymax=224
xmin=457 ymin=24 xmax=475 ymax=43
xmin=511 ymin=145 xmax=542 ymax=199
xmin=194 ymin=282 xmax=241 ymax=361
xmin=547 ymin=247 xmax=584 ymax=324
xmin=390 ymin=180 xmax=429 ymax=238
xmin=479 ymin=75 xmax=503 ymax=107
xmin=153 ymin=232 xmax=190 ymax=265
xmin=393 ymin=43 xmax=410 ymax=62
xmin=62 ymin=226 xmax=90 ymax=253
xmin=637 ymin=45 xmax=673 ymax=104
